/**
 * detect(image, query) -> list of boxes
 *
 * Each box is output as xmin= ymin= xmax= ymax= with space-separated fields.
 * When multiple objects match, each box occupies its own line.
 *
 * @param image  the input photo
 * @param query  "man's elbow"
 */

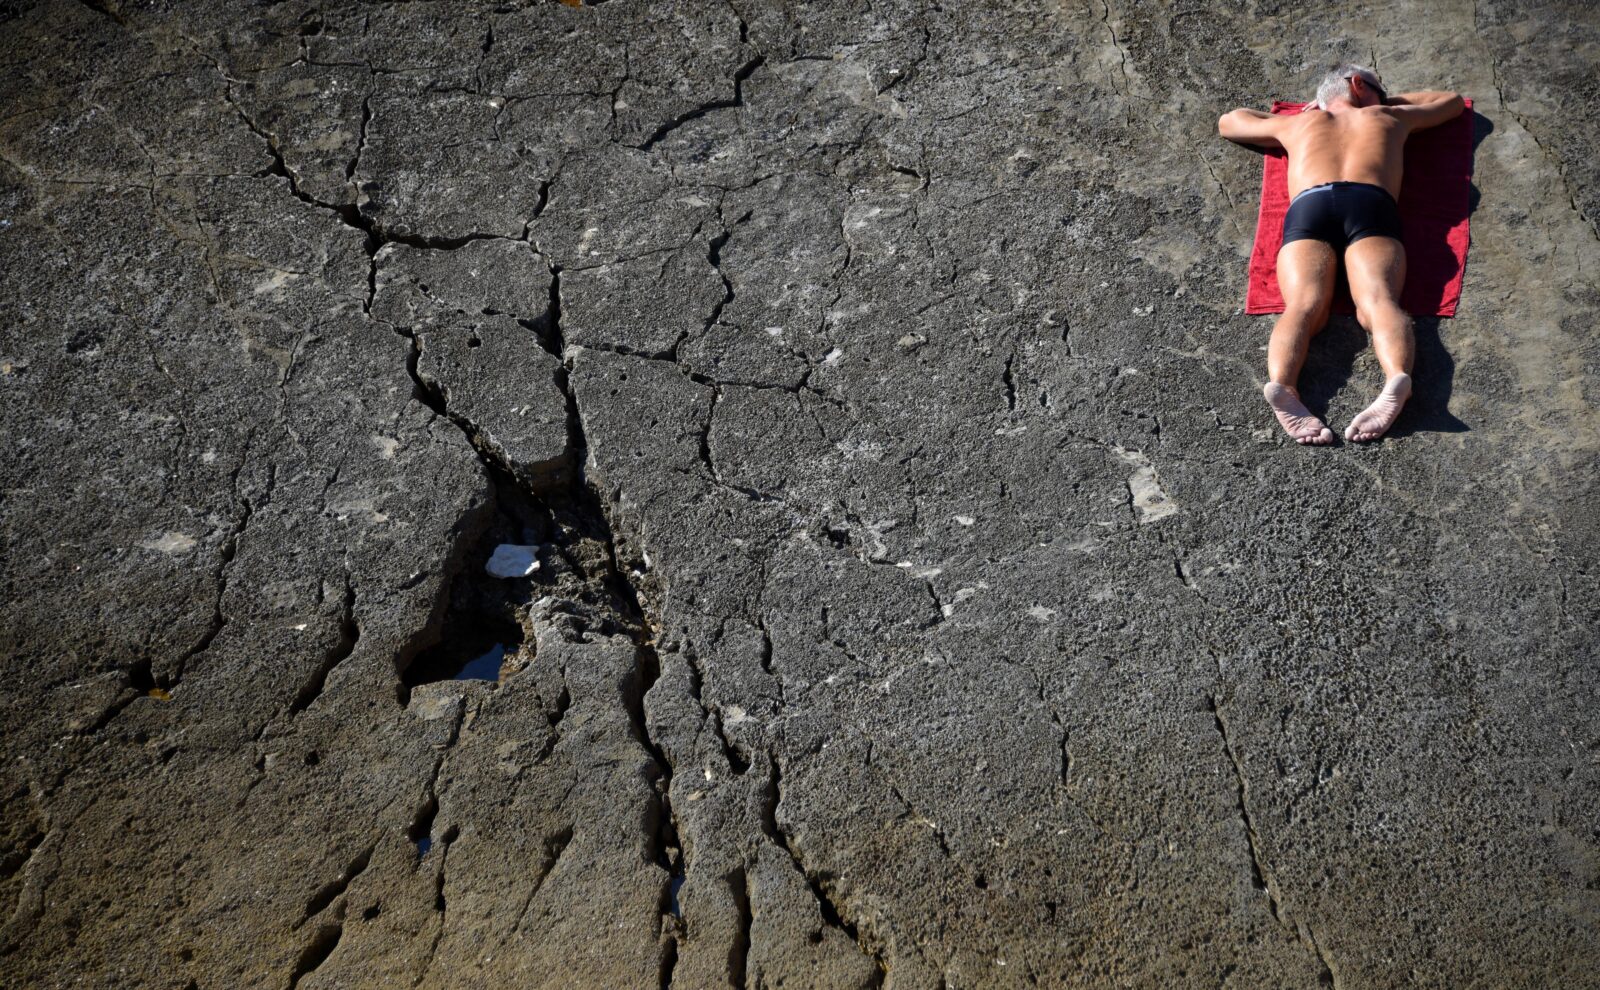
xmin=1425 ymin=91 xmax=1465 ymax=114
xmin=1217 ymin=111 xmax=1238 ymax=139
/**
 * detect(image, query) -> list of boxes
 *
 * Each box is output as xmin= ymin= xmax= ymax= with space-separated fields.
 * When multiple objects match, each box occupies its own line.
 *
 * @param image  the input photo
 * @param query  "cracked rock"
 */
xmin=1 ymin=0 xmax=1598 ymax=987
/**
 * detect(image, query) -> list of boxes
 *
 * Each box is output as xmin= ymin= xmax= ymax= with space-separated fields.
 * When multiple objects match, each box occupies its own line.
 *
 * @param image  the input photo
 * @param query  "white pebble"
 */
xmin=486 ymin=544 xmax=541 ymax=578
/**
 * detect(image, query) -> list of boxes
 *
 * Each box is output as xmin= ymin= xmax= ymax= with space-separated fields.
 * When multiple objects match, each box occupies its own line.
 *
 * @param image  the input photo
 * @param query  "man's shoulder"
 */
xmin=1274 ymin=109 xmax=1323 ymax=140
xmin=1360 ymin=105 xmax=1408 ymax=124
xmin=1315 ymin=106 xmax=1405 ymax=131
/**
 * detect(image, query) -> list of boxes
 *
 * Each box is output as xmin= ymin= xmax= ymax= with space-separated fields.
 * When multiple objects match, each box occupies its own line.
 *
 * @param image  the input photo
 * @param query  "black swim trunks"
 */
xmin=1281 ymin=181 xmax=1402 ymax=250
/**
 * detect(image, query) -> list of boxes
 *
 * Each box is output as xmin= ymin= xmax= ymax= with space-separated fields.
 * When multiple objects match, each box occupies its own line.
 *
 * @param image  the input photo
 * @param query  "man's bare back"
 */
xmin=1217 ymin=65 xmax=1464 ymax=444
xmin=1280 ymin=106 xmax=1409 ymax=198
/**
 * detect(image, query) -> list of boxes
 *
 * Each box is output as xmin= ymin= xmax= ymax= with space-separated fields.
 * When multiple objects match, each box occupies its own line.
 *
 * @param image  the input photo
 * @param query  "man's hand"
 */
xmin=1218 ymin=107 xmax=1291 ymax=148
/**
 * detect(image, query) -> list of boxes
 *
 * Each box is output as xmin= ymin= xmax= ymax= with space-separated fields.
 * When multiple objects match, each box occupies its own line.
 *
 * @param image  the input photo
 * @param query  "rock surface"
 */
xmin=1 ymin=1 xmax=1597 ymax=987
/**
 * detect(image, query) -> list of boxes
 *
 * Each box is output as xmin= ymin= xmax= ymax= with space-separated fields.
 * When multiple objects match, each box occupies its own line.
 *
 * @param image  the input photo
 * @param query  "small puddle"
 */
xmin=396 ymin=455 xmax=632 ymax=703
xmin=403 ymin=619 xmax=523 ymax=688
xmin=669 ymin=873 xmax=685 ymax=917
xmin=454 ymin=642 xmax=510 ymax=681
xmin=660 ymin=845 xmax=685 ymax=917
xmin=396 ymin=482 xmax=548 ymax=703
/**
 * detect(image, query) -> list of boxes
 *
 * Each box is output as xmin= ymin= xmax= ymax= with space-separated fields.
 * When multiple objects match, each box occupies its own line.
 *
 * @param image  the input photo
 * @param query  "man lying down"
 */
xmin=1219 ymin=65 xmax=1464 ymax=444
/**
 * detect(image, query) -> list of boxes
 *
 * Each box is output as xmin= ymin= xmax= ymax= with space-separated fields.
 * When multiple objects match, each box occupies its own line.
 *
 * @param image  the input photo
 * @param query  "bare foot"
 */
xmin=1263 ymin=382 xmax=1335 ymax=445
xmin=1345 ymin=374 xmax=1413 ymax=442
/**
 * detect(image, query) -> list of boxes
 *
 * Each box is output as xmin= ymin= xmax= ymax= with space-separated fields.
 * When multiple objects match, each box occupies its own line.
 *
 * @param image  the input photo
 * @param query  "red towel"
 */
xmin=1244 ymin=98 xmax=1474 ymax=317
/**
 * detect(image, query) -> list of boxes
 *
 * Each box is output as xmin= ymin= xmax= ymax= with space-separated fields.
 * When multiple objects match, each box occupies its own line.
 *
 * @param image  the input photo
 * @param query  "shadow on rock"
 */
xmin=1297 ymin=315 xmax=1466 ymax=439
xmin=1297 ymin=315 xmax=1363 ymax=418
xmin=1389 ymin=316 xmax=1468 ymax=438
xmin=1467 ymin=110 xmax=1493 ymax=217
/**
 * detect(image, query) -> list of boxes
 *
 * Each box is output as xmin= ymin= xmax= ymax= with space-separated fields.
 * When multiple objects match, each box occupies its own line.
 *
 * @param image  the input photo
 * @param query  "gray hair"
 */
xmin=1315 ymin=63 xmax=1385 ymax=108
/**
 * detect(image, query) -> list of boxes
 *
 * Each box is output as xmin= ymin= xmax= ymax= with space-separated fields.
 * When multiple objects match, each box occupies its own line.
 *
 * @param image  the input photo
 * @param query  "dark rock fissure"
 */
xmin=620 ymin=617 xmax=684 ymax=963
xmin=694 ymin=387 xmax=783 ymax=504
xmin=1002 ymin=351 xmax=1017 ymax=413
xmin=759 ymin=756 xmax=783 ymax=846
xmin=297 ymin=842 xmax=377 ymax=930
xmin=539 ymin=264 xmax=564 ymax=359
xmin=345 ymin=95 xmax=372 ymax=184
xmin=1206 ymin=695 xmax=1278 ymax=908
xmin=207 ymin=63 xmax=541 ymax=326
xmin=685 ymin=648 xmax=752 ymax=775
xmin=728 ymin=866 xmax=751 ymax=989
xmin=765 ymin=756 xmax=887 ymax=976
xmin=634 ymin=54 xmax=766 ymax=152
xmin=525 ymin=264 xmax=688 ymax=963
xmin=388 ymin=494 xmax=498 ymax=708
xmin=713 ymin=710 xmax=751 ymax=775
xmin=412 ymin=825 xmax=458 ymax=989
xmin=1306 ymin=923 xmax=1342 ymax=990
xmin=76 ymin=661 xmax=153 ymax=736
xmin=433 ymin=827 xmax=458 ymax=911
xmin=878 ymin=757 xmax=951 ymax=859
xmin=657 ymin=930 xmax=679 ymax=990
xmin=1207 ymin=693 xmax=1337 ymax=987
xmin=288 ymin=921 xmax=344 ymax=989
xmin=698 ymin=215 xmax=745 ymax=342
xmin=544 ymin=684 xmax=572 ymax=740
xmin=530 ymin=177 xmax=553 ymax=220
xmin=384 ymin=476 xmax=508 ymax=700
xmin=288 ymin=573 xmax=359 ymax=716
xmin=510 ymin=826 xmax=574 ymax=936
xmin=1053 ymin=713 xmax=1071 ymax=787
xmin=0 ymin=822 xmax=46 ymax=883
xmin=151 ymin=430 xmax=270 ymax=705
xmin=665 ymin=845 xmax=685 ymax=919
xmin=363 ymin=206 xmax=686 ymax=971
xmin=407 ymin=790 xmax=439 ymax=857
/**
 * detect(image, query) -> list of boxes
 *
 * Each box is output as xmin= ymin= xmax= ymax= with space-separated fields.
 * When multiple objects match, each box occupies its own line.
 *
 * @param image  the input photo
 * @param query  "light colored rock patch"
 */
xmin=138 ymin=531 xmax=196 ymax=553
xmin=1113 ymin=446 xmax=1177 ymax=523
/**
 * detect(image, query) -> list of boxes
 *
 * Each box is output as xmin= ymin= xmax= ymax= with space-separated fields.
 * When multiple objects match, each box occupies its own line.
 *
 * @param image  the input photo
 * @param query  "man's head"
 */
xmin=1314 ymin=63 xmax=1387 ymax=109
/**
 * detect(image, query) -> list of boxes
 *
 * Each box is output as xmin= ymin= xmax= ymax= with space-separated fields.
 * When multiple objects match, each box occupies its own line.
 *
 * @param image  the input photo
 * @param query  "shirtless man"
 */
xmin=1218 ymin=65 xmax=1464 ymax=443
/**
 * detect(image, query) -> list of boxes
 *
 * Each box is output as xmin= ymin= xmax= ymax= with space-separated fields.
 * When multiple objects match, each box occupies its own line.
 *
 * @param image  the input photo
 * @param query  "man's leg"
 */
xmin=1343 ymin=235 xmax=1413 ymax=442
xmin=1264 ymin=238 xmax=1337 ymax=445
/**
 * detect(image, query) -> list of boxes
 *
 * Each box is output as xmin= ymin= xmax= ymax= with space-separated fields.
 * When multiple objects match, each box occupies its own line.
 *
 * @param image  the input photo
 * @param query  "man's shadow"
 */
xmin=1297 ymin=314 xmax=1466 ymax=437
xmin=1389 ymin=108 xmax=1489 ymax=437
xmin=1467 ymin=109 xmax=1491 ymax=217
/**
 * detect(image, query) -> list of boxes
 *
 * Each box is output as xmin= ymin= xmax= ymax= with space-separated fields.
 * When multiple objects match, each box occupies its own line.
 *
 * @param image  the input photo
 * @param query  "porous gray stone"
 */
xmin=1 ymin=0 xmax=1596 ymax=988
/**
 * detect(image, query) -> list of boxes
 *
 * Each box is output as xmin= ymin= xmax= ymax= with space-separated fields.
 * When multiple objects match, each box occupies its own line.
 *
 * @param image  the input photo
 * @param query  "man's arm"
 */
xmin=1385 ymin=91 xmax=1466 ymax=131
xmin=1218 ymin=107 xmax=1292 ymax=149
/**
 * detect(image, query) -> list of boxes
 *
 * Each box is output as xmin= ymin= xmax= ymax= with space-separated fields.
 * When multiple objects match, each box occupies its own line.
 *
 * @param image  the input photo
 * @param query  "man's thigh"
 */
xmin=1275 ymin=238 xmax=1338 ymax=315
xmin=1343 ymin=235 xmax=1407 ymax=310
